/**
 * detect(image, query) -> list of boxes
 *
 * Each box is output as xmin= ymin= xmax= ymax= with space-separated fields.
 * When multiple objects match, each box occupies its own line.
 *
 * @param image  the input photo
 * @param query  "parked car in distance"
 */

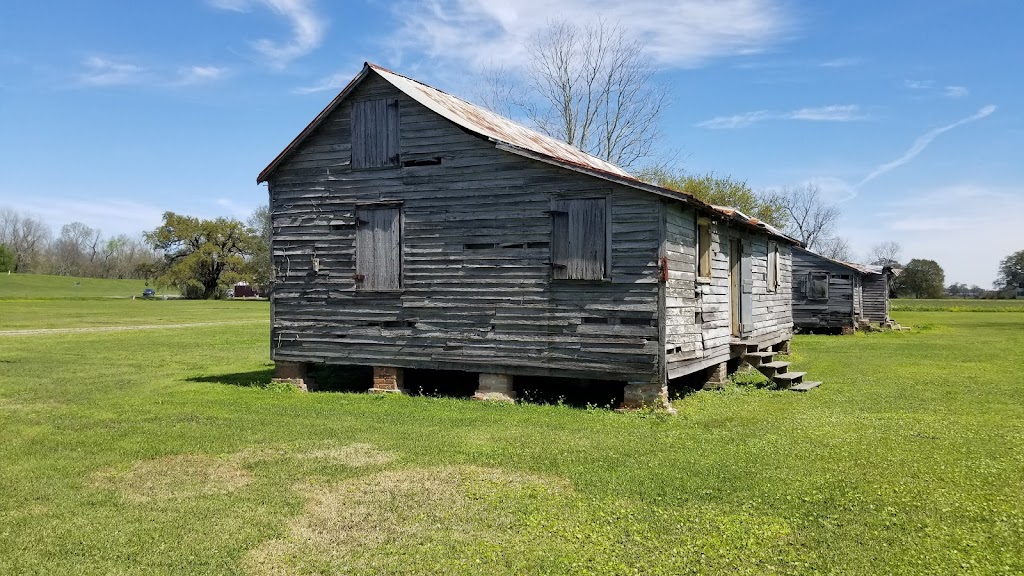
xmin=142 ymin=288 xmax=156 ymax=298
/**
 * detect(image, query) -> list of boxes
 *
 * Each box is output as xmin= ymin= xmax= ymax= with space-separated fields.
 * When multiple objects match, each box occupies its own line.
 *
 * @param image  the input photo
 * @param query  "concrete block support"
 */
xmin=369 ymin=366 xmax=407 ymax=394
xmin=472 ymin=373 xmax=516 ymax=403
xmin=272 ymin=361 xmax=311 ymax=392
xmin=775 ymin=340 xmax=792 ymax=354
xmin=702 ymin=361 xmax=729 ymax=390
xmin=619 ymin=379 xmax=675 ymax=413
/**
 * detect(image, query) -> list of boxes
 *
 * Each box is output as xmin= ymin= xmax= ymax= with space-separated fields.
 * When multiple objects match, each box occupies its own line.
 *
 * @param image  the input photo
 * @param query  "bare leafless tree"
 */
xmin=778 ymin=184 xmax=841 ymax=251
xmin=867 ymin=240 xmax=903 ymax=267
xmin=818 ymin=236 xmax=854 ymax=261
xmin=479 ymin=19 xmax=668 ymax=169
xmin=0 ymin=207 xmax=51 ymax=272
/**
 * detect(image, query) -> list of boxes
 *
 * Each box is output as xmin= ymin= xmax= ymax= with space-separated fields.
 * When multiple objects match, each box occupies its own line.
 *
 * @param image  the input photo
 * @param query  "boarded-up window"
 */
xmin=351 ymin=99 xmax=400 ymax=169
xmin=767 ymin=241 xmax=780 ymax=291
xmin=551 ymin=198 xmax=607 ymax=280
xmin=697 ymin=218 xmax=712 ymax=278
xmin=355 ymin=207 xmax=401 ymax=290
xmin=808 ymin=272 xmax=829 ymax=300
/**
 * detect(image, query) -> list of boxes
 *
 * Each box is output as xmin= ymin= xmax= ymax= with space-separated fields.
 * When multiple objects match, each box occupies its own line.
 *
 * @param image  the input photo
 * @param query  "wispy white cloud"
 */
xmin=211 ymin=0 xmax=326 ymax=68
xmin=858 ymin=105 xmax=996 ymax=186
xmin=174 ymin=65 xmax=228 ymax=86
xmin=819 ymin=57 xmax=861 ymax=68
xmin=698 ymin=104 xmax=865 ymax=129
xmin=78 ymin=56 xmax=148 ymax=86
xmin=697 ymin=110 xmax=772 ymax=129
xmin=293 ymin=69 xmax=357 ymax=94
xmin=387 ymin=0 xmax=792 ymax=71
xmin=77 ymin=57 xmax=228 ymax=88
xmin=790 ymin=105 xmax=864 ymax=121
xmin=944 ymin=85 xmax=969 ymax=99
xmin=904 ymin=79 xmax=934 ymax=90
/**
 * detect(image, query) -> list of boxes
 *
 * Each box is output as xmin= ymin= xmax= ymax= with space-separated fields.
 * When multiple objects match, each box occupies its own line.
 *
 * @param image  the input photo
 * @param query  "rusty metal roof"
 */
xmin=257 ymin=62 xmax=798 ymax=244
xmin=369 ymin=64 xmax=632 ymax=178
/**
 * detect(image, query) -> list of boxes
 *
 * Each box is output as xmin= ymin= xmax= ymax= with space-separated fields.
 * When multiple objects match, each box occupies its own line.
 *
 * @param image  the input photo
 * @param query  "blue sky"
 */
xmin=1 ymin=0 xmax=1021 ymax=286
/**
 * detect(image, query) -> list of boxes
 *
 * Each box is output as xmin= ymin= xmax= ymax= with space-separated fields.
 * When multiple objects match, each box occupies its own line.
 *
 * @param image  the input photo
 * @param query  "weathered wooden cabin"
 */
xmin=853 ymin=263 xmax=891 ymax=324
xmin=791 ymin=247 xmax=865 ymax=332
xmin=259 ymin=63 xmax=806 ymax=409
xmin=792 ymin=248 xmax=893 ymax=331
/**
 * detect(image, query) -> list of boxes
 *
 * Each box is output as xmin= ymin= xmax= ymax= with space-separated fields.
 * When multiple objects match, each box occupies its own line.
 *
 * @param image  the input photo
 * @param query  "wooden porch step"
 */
xmin=773 ymin=371 xmax=806 ymax=385
xmin=788 ymin=381 xmax=822 ymax=392
xmin=757 ymin=361 xmax=790 ymax=376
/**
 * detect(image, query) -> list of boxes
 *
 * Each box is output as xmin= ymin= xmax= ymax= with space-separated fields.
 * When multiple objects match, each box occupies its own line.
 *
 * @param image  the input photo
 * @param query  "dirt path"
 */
xmin=0 ymin=320 xmax=268 ymax=337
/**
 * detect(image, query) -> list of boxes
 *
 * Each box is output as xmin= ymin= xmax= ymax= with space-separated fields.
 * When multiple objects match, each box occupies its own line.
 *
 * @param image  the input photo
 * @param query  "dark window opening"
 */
xmin=620 ymin=317 xmax=654 ymax=326
xmin=808 ymin=272 xmax=830 ymax=300
xmin=402 ymin=157 xmax=442 ymax=167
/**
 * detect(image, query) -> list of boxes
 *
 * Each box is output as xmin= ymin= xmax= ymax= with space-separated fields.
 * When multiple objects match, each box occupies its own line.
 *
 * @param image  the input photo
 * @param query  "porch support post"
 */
xmin=369 ymin=366 xmax=407 ymax=394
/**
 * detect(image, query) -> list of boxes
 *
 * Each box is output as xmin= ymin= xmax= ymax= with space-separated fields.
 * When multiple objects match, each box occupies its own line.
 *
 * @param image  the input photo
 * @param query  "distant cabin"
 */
xmin=257 ymin=62 xmax=801 ymax=409
xmin=792 ymin=248 xmax=891 ymax=332
xmin=232 ymin=281 xmax=257 ymax=298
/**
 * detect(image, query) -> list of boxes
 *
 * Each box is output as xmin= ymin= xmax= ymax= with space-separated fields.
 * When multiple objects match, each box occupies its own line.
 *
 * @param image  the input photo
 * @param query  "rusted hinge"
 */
xmin=659 ymin=256 xmax=669 ymax=282
xmin=353 ymin=273 xmax=365 ymax=281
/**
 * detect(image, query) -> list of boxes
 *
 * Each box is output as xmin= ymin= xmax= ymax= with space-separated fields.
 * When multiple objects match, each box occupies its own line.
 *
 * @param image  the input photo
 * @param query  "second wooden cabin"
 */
xmin=792 ymin=247 xmax=891 ymax=332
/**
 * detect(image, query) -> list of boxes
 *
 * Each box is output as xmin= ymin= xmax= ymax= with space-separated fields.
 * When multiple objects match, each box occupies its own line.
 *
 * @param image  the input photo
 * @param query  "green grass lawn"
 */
xmin=0 ymin=302 xmax=1022 ymax=575
xmin=0 ymin=273 xmax=161 ymax=299
xmin=891 ymin=298 xmax=1024 ymax=312
xmin=1 ymin=299 xmax=269 ymax=330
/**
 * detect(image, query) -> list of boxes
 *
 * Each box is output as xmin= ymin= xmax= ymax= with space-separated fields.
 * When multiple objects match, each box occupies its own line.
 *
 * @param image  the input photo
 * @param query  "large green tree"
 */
xmin=636 ymin=168 xmax=788 ymax=228
xmin=901 ymin=259 xmax=945 ymax=299
xmin=996 ymin=250 xmax=1024 ymax=292
xmin=247 ymin=205 xmax=273 ymax=295
xmin=0 ymin=244 xmax=14 ymax=272
xmin=145 ymin=212 xmax=256 ymax=299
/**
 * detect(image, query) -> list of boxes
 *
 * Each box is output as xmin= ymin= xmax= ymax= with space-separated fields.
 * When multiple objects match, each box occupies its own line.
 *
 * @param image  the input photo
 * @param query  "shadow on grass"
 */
xmin=188 ymin=369 xmax=275 ymax=388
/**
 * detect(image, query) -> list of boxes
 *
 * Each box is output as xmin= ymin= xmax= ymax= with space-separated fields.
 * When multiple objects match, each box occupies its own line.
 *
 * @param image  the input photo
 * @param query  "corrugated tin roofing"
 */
xmin=369 ymin=64 xmax=631 ymax=178
xmin=257 ymin=62 xmax=799 ymax=244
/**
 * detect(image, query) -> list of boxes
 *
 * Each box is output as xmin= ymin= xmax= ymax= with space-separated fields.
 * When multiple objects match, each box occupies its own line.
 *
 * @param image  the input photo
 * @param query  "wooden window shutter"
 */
xmin=550 ymin=198 xmax=607 ymax=280
xmin=697 ymin=219 xmax=712 ymax=278
xmin=351 ymin=99 xmax=400 ymax=169
xmin=767 ymin=241 xmax=778 ymax=291
xmin=355 ymin=207 xmax=401 ymax=290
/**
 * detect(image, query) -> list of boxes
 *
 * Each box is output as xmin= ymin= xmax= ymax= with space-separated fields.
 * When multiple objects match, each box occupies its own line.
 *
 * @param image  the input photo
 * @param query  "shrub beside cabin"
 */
xmin=792 ymin=247 xmax=892 ymax=333
xmin=258 ymin=63 xmax=800 ymax=409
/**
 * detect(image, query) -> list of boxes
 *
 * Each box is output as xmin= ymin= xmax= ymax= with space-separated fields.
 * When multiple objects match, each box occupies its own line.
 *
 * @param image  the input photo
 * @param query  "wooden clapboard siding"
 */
xmin=862 ymin=272 xmax=890 ymax=323
xmin=663 ymin=205 xmax=792 ymax=379
xmin=791 ymin=248 xmax=859 ymax=329
xmin=267 ymin=73 xmax=661 ymax=381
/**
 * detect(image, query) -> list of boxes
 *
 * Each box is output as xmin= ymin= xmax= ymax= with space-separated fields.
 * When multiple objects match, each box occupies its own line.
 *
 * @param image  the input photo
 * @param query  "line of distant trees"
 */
xmin=0 ymin=207 xmax=157 ymax=279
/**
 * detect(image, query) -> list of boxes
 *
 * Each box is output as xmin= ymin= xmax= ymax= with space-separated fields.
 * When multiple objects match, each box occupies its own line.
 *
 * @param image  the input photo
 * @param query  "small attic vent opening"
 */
xmin=582 ymin=317 xmax=608 ymax=325
xmin=464 ymin=243 xmax=496 ymax=250
xmin=403 ymin=157 xmax=442 ymax=167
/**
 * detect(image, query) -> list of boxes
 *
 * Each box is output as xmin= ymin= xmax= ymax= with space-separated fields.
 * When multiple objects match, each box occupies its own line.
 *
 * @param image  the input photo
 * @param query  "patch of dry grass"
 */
xmin=245 ymin=466 xmax=568 ymax=576
xmin=92 ymin=454 xmax=253 ymax=502
xmin=235 ymin=442 xmax=397 ymax=468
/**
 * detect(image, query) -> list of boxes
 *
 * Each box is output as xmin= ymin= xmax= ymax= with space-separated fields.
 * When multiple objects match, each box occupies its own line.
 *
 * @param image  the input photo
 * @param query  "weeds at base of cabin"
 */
xmin=729 ymin=369 xmax=775 ymax=390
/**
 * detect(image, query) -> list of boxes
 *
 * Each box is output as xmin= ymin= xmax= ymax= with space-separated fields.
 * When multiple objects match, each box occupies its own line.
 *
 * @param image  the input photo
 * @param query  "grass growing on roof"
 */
xmin=0 ymin=301 xmax=1022 ymax=574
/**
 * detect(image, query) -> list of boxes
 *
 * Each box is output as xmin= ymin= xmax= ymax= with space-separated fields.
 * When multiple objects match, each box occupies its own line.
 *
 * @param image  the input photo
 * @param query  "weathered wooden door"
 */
xmin=729 ymin=239 xmax=741 ymax=337
xmin=355 ymin=207 xmax=401 ymax=291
